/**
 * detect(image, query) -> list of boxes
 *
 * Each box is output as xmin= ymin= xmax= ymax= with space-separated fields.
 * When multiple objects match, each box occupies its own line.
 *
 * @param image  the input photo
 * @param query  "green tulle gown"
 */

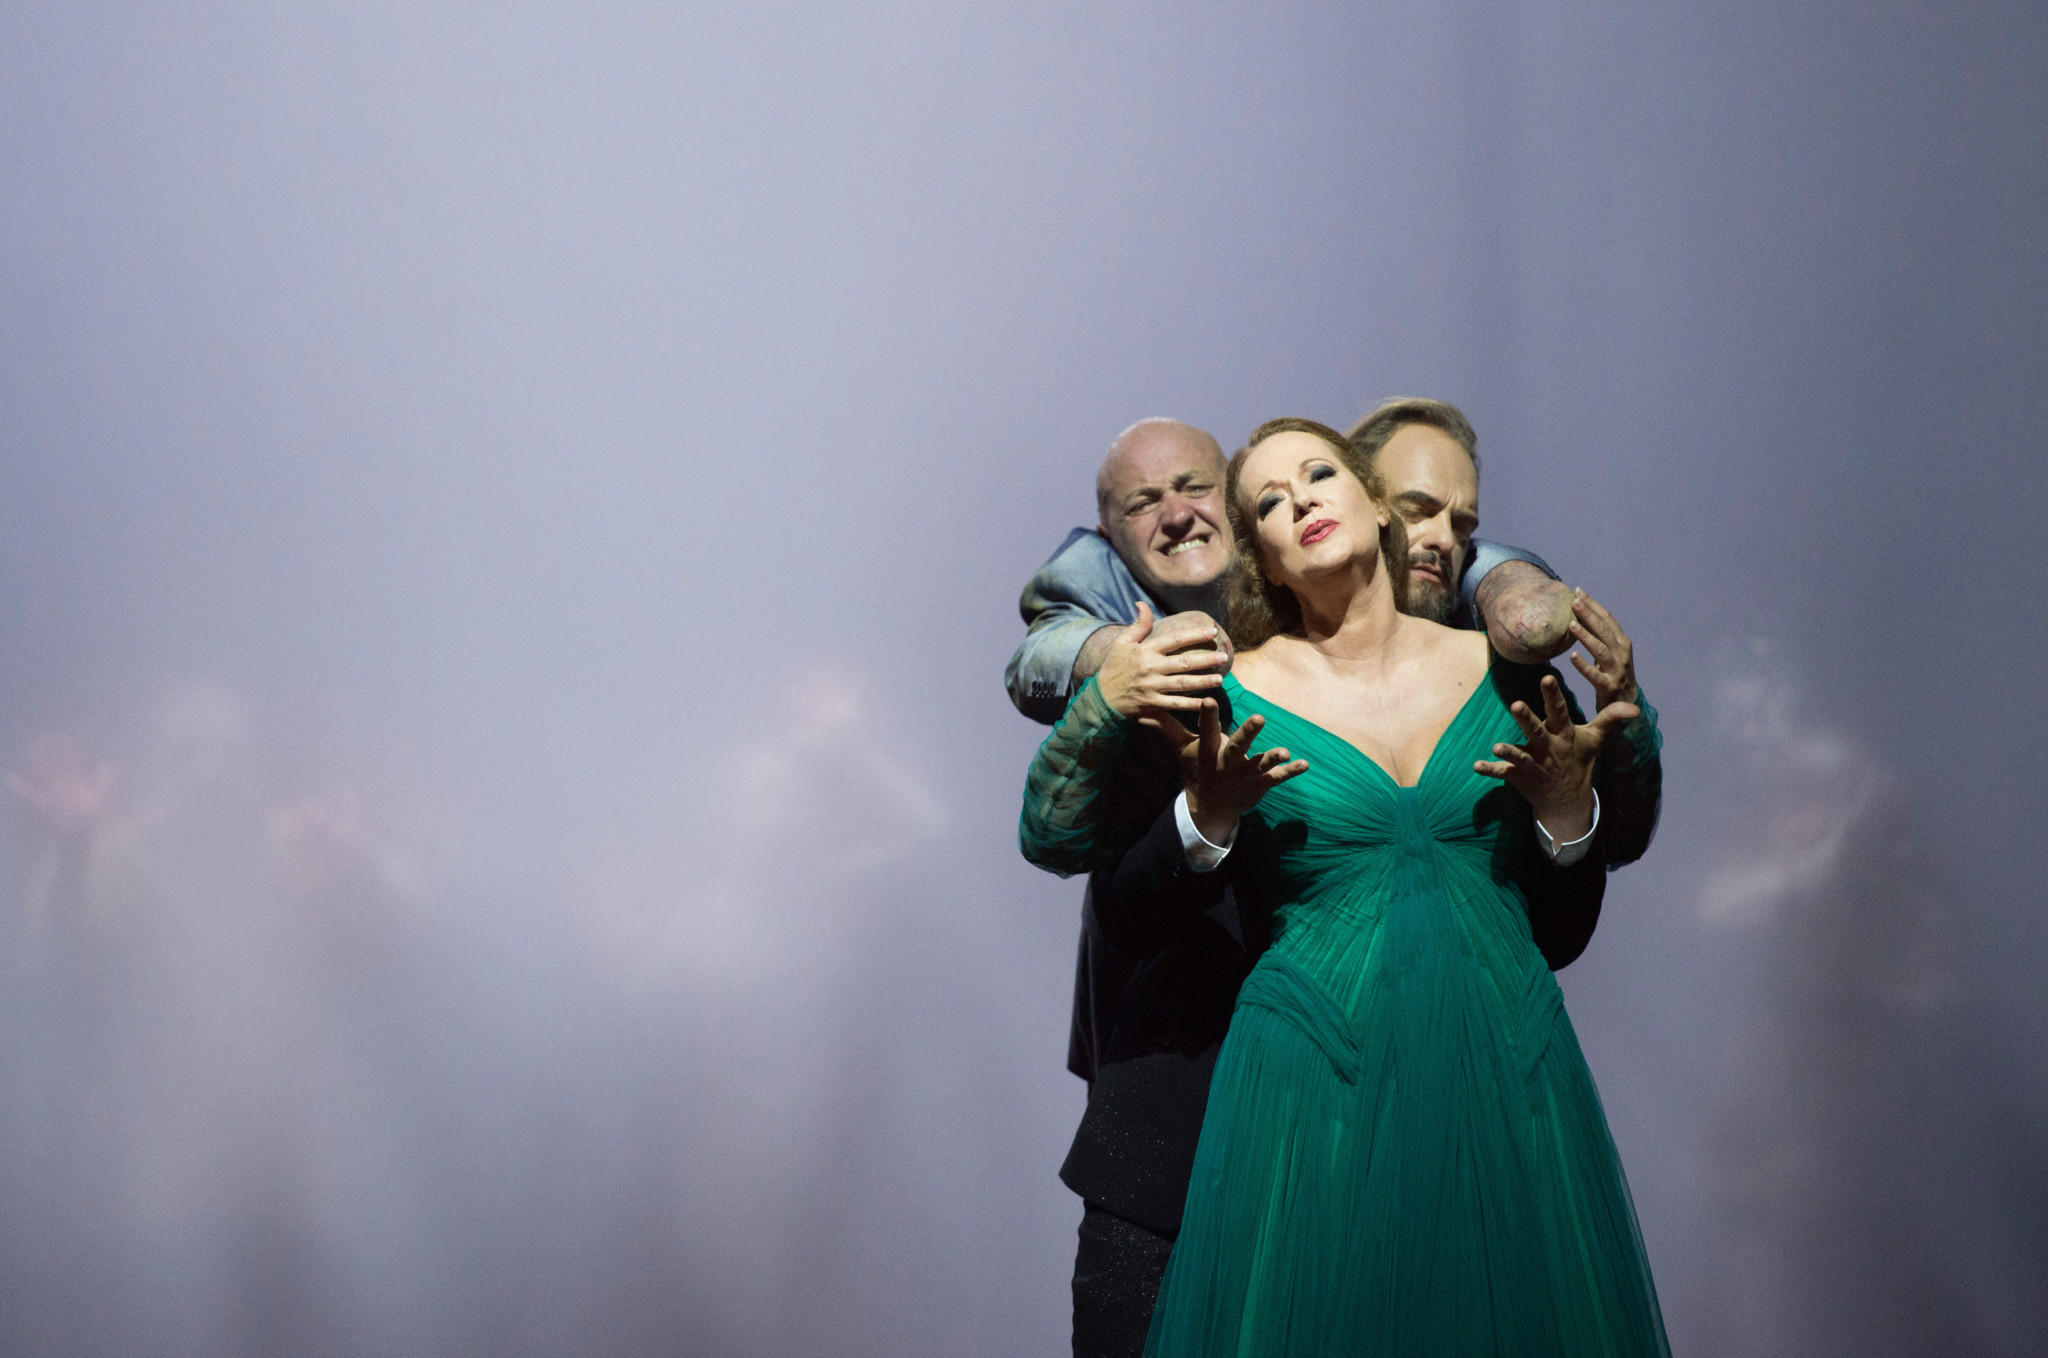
xmin=1143 ymin=663 xmax=1668 ymax=1358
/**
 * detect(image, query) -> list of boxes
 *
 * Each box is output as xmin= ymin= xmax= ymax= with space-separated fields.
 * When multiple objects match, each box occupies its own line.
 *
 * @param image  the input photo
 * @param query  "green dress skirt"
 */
xmin=1143 ymin=666 xmax=1669 ymax=1357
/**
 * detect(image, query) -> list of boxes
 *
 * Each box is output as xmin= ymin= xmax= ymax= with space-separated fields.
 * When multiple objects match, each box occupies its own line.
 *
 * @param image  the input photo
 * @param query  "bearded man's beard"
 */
xmin=1405 ymin=550 xmax=1456 ymax=623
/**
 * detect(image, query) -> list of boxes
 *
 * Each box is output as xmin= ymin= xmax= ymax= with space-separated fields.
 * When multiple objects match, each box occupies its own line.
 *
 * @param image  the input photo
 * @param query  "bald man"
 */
xmin=1007 ymin=412 xmax=1656 ymax=1358
xmin=1004 ymin=419 xmax=1237 ymax=724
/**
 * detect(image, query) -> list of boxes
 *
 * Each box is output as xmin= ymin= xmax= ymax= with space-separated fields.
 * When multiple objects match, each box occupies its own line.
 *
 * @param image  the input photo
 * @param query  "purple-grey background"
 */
xmin=2 ymin=3 xmax=2044 ymax=1354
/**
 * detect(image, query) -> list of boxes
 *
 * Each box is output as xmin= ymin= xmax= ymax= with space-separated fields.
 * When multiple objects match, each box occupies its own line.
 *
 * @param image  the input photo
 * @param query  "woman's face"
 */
xmin=1237 ymin=431 xmax=1390 ymax=591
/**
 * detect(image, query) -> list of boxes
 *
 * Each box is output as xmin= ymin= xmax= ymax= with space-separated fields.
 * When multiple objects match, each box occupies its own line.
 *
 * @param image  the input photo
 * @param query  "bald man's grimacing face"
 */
xmin=1098 ymin=422 xmax=1233 ymax=605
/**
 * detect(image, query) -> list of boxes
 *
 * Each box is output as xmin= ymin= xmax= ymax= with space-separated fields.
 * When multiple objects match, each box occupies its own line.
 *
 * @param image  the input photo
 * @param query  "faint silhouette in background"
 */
xmin=1690 ymin=643 xmax=2047 ymax=1356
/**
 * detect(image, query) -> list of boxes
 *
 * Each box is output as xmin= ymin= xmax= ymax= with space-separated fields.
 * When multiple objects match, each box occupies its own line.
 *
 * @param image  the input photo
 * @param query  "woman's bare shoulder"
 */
xmin=1404 ymin=617 xmax=1490 ymax=680
xmin=1230 ymin=639 xmax=1287 ymax=687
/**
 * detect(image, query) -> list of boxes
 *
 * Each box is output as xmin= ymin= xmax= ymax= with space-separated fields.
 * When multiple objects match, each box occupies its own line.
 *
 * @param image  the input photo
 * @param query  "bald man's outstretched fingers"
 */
xmin=1473 ymin=758 xmax=1516 ymax=781
xmin=1137 ymin=712 xmax=1196 ymax=746
xmin=1508 ymin=699 xmax=1547 ymax=743
xmin=1182 ymin=702 xmax=1295 ymax=843
xmin=1264 ymin=756 xmax=1310 ymax=788
xmin=1243 ymin=745 xmax=1308 ymax=790
xmin=1224 ymin=713 xmax=1266 ymax=761
xmin=1197 ymin=697 xmax=1225 ymax=759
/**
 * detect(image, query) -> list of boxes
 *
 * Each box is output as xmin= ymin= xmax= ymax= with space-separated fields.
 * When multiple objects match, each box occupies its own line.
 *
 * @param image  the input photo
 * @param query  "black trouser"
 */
xmin=1072 ymin=1201 xmax=1177 ymax=1358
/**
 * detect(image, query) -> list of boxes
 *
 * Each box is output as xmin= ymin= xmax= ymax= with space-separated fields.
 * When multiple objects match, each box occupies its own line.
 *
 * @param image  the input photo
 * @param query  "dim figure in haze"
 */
xmin=1006 ymin=404 xmax=1662 ymax=1356
xmin=1100 ymin=418 xmax=1666 ymax=1354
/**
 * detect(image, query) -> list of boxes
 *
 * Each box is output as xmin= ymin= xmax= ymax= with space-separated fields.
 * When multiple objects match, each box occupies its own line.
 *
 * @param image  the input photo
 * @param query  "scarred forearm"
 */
xmin=1477 ymin=560 xmax=1575 ymax=663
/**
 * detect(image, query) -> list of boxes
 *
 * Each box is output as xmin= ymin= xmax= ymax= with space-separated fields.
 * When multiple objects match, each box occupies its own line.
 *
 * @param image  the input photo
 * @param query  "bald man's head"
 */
xmin=1095 ymin=419 xmax=1233 ymax=603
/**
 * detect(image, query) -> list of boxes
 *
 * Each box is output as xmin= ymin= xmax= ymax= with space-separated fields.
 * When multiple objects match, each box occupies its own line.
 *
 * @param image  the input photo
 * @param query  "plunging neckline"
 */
xmin=1223 ymin=662 xmax=1493 ymax=792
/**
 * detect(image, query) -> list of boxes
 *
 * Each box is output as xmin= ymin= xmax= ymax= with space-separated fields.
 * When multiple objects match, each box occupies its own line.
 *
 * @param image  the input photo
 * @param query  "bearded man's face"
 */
xmin=1374 ymin=424 xmax=1479 ymax=622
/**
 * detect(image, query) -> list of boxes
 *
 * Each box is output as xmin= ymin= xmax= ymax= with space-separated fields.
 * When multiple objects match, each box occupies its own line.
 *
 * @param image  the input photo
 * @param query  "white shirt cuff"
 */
xmin=1535 ymin=789 xmax=1599 ymax=867
xmin=1174 ymin=790 xmax=1237 ymax=872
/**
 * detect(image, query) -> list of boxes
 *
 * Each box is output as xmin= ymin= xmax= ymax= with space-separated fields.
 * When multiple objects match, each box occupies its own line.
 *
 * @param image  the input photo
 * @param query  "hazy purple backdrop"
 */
xmin=2 ymin=3 xmax=2043 ymax=1355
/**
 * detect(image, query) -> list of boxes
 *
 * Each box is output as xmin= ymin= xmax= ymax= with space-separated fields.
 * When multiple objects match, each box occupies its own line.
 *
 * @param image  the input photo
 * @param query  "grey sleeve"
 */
xmin=1005 ymin=607 xmax=1116 ymax=725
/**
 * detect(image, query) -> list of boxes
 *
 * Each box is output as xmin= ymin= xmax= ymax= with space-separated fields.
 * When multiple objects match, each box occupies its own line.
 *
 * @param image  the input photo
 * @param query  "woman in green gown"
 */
xmin=1130 ymin=419 xmax=1668 ymax=1356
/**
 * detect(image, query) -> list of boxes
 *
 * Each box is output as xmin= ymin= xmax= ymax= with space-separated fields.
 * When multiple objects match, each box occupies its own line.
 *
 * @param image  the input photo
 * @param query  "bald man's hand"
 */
xmin=1092 ymin=604 xmax=1234 ymax=719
